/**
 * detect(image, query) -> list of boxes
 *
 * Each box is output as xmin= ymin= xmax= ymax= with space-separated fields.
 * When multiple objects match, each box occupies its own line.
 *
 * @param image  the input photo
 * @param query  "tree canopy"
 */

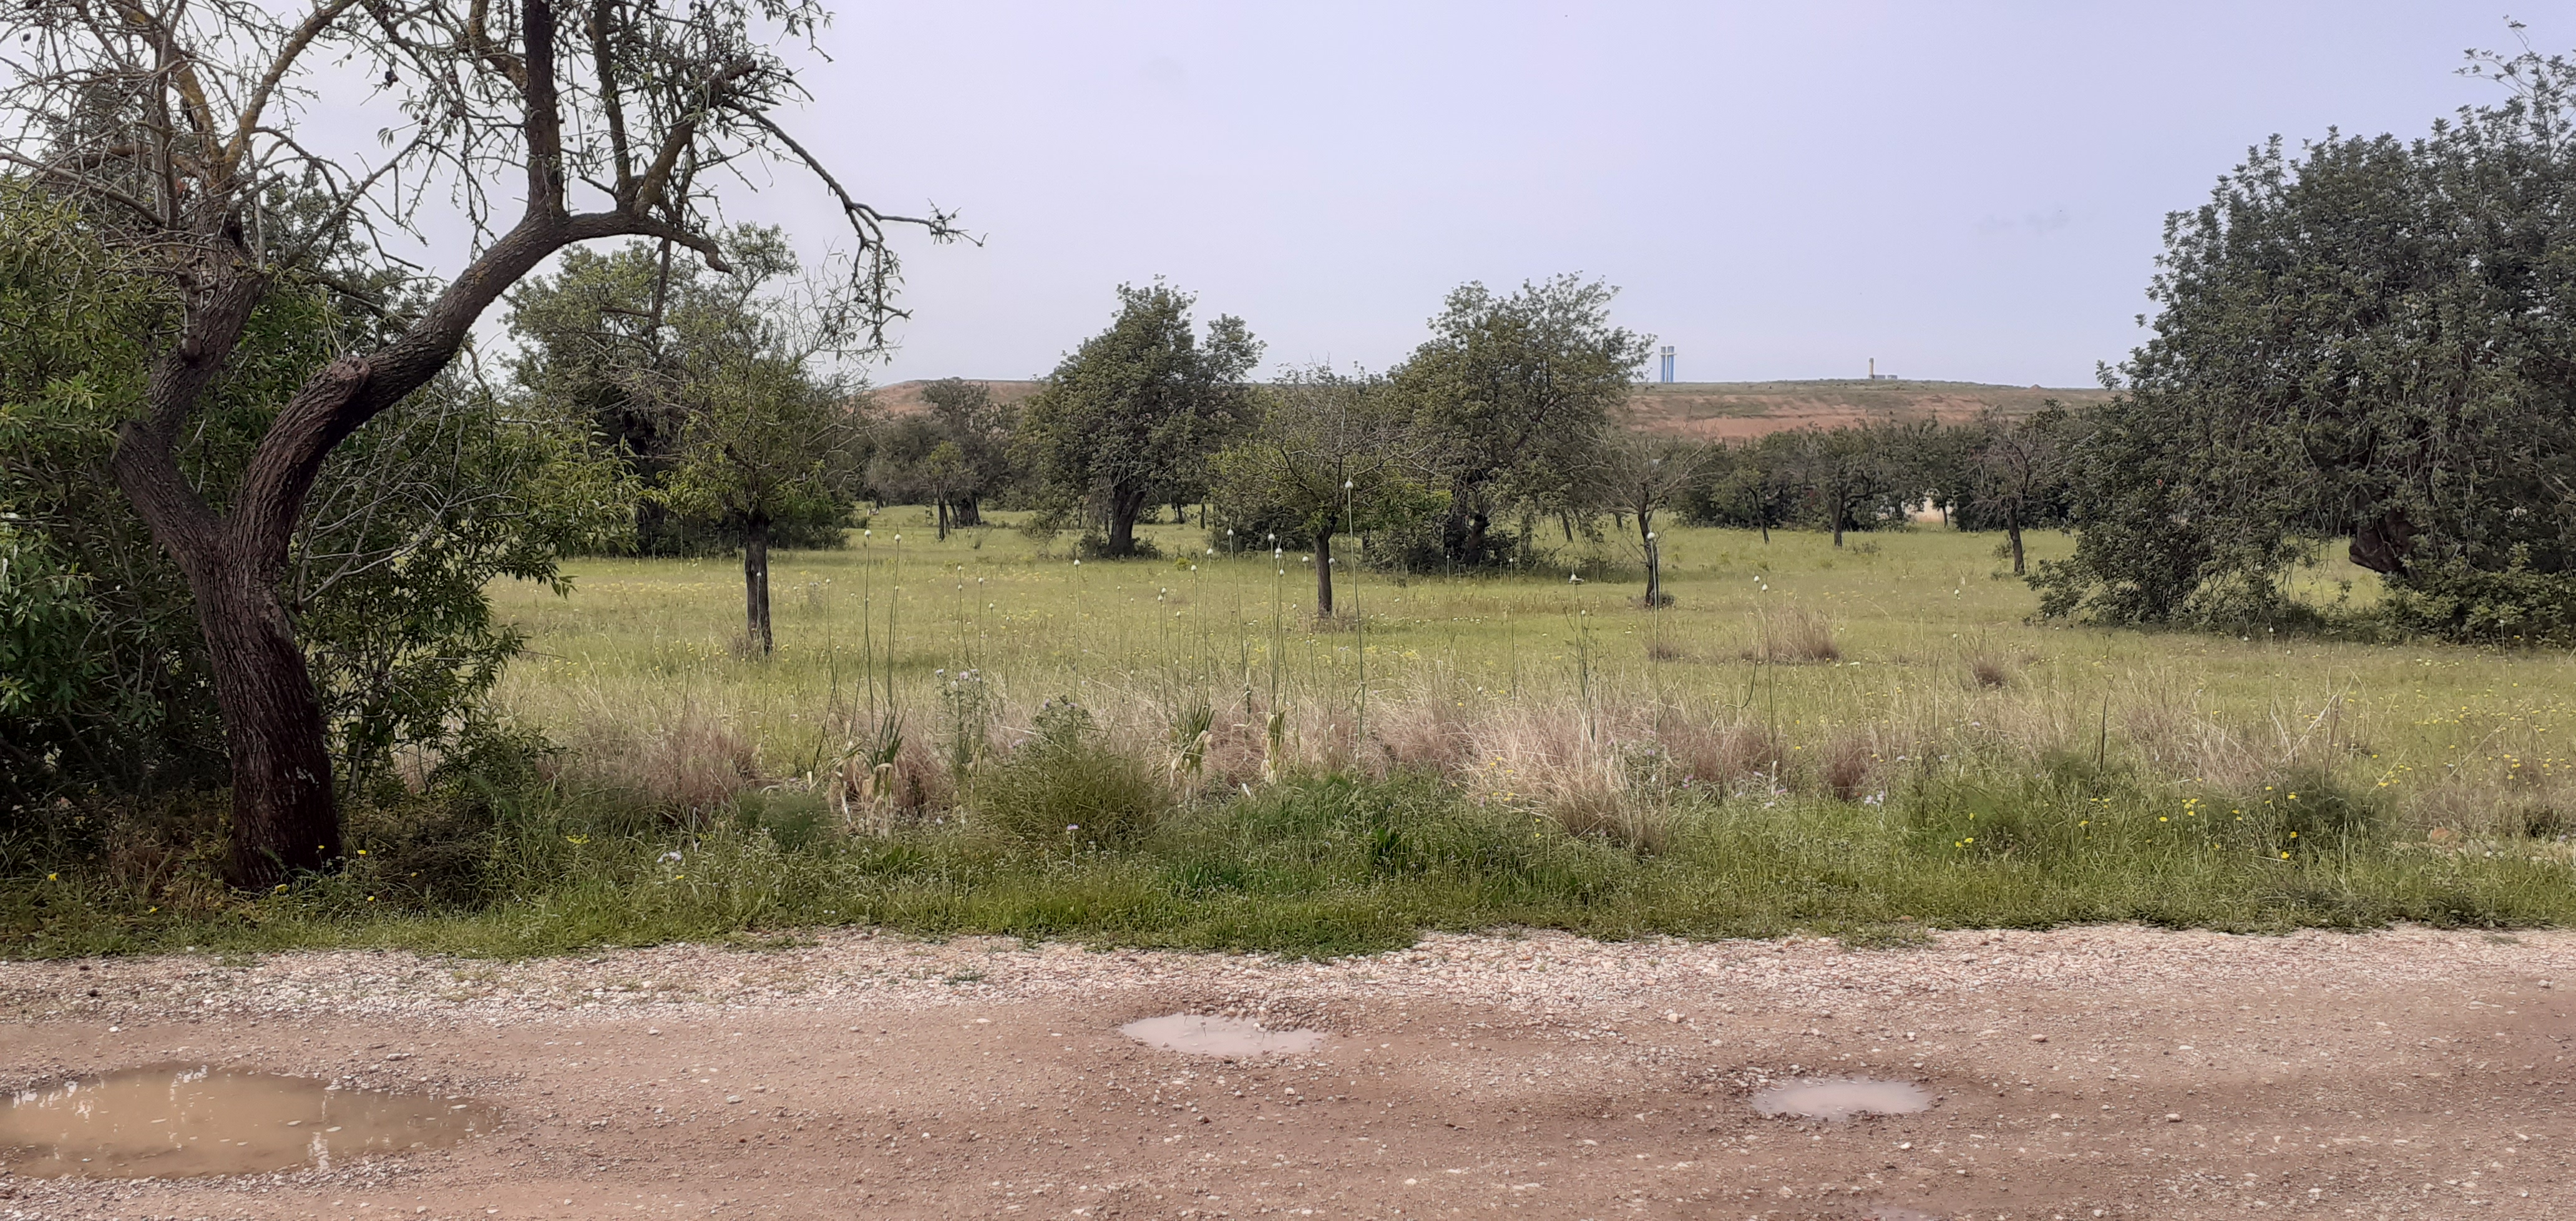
xmin=1017 ymin=282 xmax=1261 ymax=557
xmin=0 ymin=0 xmax=951 ymax=885
xmin=1392 ymin=275 xmax=1654 ymax=566
xmin=2035 ymin=47 xmax=2576 ymax=640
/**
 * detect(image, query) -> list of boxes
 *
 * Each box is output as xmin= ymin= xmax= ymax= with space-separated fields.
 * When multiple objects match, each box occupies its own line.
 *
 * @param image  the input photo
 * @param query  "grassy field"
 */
xmin=11 ymin=515 xmax=2574 ymax=959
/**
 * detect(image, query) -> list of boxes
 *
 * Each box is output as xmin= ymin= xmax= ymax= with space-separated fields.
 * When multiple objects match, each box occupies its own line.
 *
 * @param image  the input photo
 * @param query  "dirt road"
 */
xmin=2 ymin=925 xmax=2570 ymax=1220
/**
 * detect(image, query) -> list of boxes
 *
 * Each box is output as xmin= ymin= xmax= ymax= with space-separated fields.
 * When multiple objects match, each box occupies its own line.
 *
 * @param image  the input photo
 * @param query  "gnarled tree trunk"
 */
xmin=1106 ymin=486 xmax=1149 ymax=556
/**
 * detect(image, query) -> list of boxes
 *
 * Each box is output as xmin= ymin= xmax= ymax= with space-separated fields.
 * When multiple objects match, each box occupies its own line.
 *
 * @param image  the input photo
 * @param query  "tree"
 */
xmin=1790 ymin=426 xmax=1893 ymax=547
xmin=867 ymin=378 xmax=1013 ymax=534
xmin=1589 ymin=431 xmax=1715 ymax=607
xmin=1392 ymin=276 xmax=1654 ymax=566
xmin=1967 ymin=406 xmax=2069 ymax=576
xmin=0 ymin=185 xmax=625 ymax=820
xmin=0 ymin=0 xmax=954 ymax=886
xmin=648 ymin=236 xmax=865 ymax=655
xmin=2036 ymin=44 xmax=2576 ymax=639
xmin=1017 ymin=283 xmax=1261 ymax=557
xmin=1209 ymin=366 xmax=1439 ymax=618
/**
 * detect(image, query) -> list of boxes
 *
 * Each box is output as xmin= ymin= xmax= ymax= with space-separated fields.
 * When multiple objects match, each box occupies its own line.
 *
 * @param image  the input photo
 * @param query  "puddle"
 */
xmin=1120 ymin=1014 xmax=1324 ymax=1057
xmin=1749 ymin=1077 xmax=1930 ymax=1121
xmin=1 ymin=1064 xmax=495 ymax=1178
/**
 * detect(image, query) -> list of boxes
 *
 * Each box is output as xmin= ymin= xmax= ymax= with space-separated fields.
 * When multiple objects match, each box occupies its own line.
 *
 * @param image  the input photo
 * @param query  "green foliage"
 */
xmin=967 ymin=700 xmax=1170 ymax=848
xmin=0 ymin=184 xmax=625 ymax=815
xmin=2037 ymin=47 xmax=2576 ymax=639
xmin=10 ymin=760 xmax=2570 ymax=961
xmin=1391 ymin=275 xmax=1654 ymax=566
xmin=1212 ymin=366 xmax=1430 ymax=544
xmin=505 ymin=231 xmax=859 ymax=555
xmin=1016 ymin=282 xmax=1261 ymax=557
xmin=867 ymin=379 xmax=1016 ymax=531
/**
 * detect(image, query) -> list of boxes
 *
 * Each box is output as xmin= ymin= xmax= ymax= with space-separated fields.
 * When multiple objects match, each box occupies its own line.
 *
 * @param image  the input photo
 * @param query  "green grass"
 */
xmin=10 ymin=768 xmax=2569 ymax=961
xmin=9 ymin=517 xmax=2576 ymax=960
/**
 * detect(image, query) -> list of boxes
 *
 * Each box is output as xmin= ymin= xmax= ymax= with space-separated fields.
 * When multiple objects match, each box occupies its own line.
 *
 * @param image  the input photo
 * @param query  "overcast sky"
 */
xmin=695 ymin=2 xmax=2551 ymax=387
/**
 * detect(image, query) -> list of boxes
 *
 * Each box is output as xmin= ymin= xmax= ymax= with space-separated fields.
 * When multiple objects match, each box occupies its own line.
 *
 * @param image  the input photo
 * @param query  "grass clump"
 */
xmin=968 ymin=699 xmax=1169 ymax=849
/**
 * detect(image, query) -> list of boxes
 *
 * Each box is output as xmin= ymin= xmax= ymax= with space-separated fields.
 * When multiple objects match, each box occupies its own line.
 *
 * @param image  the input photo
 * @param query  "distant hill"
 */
xmin=872 ymin=376 xmax=2114 ymax=439
xmin=871 ymin=379 xmax=1045 ymax=418
xmin=1622 ymin=380 xmax=2116 ymax=439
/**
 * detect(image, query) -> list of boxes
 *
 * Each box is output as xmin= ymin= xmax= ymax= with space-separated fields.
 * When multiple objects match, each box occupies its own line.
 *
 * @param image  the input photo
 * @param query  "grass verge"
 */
xmin=8 ymin=763 xmax=2571 ymax=961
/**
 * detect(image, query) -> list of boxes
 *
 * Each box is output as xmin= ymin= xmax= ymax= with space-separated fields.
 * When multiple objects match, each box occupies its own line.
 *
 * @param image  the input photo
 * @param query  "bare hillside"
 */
xmin=872 ymin=376 xmax=2113 ymax=438
xmin=1625 ymin=378 xmax=2116 ymax=439
xmin=870 ymin=378 xmax=1044 ymax=416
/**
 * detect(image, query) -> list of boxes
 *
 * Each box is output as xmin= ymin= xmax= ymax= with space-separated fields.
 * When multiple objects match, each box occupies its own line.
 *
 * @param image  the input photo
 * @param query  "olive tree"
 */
xmin=2037 ymin=43 xmax=2576 ymax=639
xmin=0 ymin=0 xmax=954 ymax=886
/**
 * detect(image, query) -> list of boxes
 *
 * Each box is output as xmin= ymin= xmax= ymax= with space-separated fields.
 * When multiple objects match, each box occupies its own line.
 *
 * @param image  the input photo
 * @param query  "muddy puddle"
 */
xmin=0 ymin=1064 xmax=495 ymax=1178
xmin=1749 ymin=1077 xmax=1930 ymax=1121
xmin=1120 ymin=1014 xmax=1324 ymax=1057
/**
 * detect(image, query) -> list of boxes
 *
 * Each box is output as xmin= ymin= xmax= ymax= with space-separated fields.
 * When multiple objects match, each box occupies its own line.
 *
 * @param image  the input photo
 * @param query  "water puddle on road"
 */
xmin=1749 ymin=1077 xmax=1930 ymax=1121
xmin=1120 ymin=1014 xmax=1324 ymax=1057
xmin=1 ymin=1064 xmax=495 ymax=1178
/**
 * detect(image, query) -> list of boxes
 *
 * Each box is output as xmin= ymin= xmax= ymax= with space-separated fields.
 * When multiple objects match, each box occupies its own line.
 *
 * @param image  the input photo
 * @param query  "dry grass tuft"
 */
xmin=1655 ymin=718 xmax=1776 ymax=790
xmin=1369 ymin=699 xmax=1476 ymax=777
xmin=1744 ymin=607 xmax=1840 ymax=664
xmin=567 ymin=697 xmax=759 ymax=816
xmin=1819 ymin=735 xmax=1876 ymax=802
xmin=1968 ymin=655 xmax=2011 ymax=688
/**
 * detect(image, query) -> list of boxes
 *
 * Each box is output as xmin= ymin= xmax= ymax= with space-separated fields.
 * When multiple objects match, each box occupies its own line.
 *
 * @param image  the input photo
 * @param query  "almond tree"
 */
xmin=1588 ymin=430 xmax=1714 ymax=607
xmin=1210 ymin=365 xmax=1438 ymax=618
xmin=0 ymin=0 xmax=954 ymax=886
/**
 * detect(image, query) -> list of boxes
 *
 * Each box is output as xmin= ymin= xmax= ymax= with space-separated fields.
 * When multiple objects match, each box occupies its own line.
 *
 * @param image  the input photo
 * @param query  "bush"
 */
xmin=969 ymin=699 xmax=1168 ymax=848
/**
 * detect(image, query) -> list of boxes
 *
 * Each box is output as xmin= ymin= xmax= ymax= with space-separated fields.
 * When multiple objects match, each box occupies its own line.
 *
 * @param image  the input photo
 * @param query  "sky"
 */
xmin=601 ymin=4 xmax=2571 ymax=386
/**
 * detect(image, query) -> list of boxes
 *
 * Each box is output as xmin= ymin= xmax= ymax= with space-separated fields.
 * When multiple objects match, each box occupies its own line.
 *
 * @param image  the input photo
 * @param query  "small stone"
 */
xmin=2165 ymin=1113 xmax=2183 ymax=1122
xmin=2029 ymin=1033 xmax=2048 ymax=1042
xmin=726 ymin=1095 xmax=743 ymax=1104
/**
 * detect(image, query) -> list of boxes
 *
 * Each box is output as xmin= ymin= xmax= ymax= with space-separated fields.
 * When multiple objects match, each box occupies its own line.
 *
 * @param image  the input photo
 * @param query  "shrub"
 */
xmin=970 ymin=699 xmax=1168 ymax=848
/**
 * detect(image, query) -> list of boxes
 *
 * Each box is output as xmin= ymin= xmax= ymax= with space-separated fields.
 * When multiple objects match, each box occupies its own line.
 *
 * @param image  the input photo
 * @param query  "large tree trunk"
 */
xmin=935 ymin=498 xmax=950 ymax=541
xmin=955 ymin=496 xmax=982 ymax=528
xmin=744 ymin=516 xmax=773 ymax=654
xmin=1830 ymin=481 xmax=1847 ymax=548
xmin=1106 ymin=487 xmax=1149 ymax=556
xmin=198 ymin=557 xmax=341 ymax=888
xmin=1314 ymin=527 xmax=1335 ymax=619
xmin=87 ymin=0 xmax=780 ymax=891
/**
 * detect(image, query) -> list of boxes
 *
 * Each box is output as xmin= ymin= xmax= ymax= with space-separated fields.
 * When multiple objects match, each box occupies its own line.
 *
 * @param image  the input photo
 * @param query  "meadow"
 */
xmin=13 ymin=515 xmax=2575 ymax=958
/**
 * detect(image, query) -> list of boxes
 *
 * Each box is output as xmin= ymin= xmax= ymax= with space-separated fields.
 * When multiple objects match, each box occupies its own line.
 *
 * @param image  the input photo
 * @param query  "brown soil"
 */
xmin=3 ymin=925 xmax=2569 ymax=1220
xmin=870 ymin=380 xmax=1045 ymax=419
xmin=867 ymin=379 xmax=2117 ymax=443
xmin=1620 ymin=381 xmax=2119 ymax=441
